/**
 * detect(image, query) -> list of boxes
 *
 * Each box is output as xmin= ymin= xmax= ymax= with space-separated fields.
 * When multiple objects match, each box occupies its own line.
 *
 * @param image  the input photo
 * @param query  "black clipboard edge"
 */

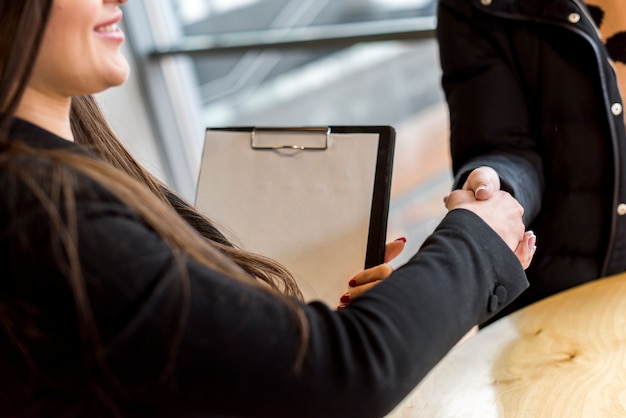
xmin=329 ymin=126 xmax=395 ymax=269
xmin=202 ymin=125 xmax=396 ymax=269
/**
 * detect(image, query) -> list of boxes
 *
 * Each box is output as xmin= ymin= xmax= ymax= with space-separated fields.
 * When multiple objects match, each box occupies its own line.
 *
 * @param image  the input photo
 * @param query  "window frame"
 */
xmin=123 ymin=0 xmax=437 ymax=199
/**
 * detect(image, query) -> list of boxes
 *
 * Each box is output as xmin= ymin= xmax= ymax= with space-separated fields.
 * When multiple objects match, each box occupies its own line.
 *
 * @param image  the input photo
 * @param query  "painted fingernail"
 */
xmin=395 ymin=237 xmax=407 ymax=243
xmin=340 ymin=292 xmax=351 ymax=304
xmin=337 ymin=304 xmax=347 ymax=310
xmin=348 ymin=278 xmax=357 ymax=287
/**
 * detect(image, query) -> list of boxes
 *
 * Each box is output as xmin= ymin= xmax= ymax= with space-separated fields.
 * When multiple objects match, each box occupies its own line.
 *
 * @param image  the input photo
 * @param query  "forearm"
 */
xmin=195 ymin=209 xmax=526 ymax=417
xmin=22 ymin=200 xmax=526 ymax=417
xmin=438 ymin=0 xmax=544 ymax=222
xmin=112 ymin=210 xmax=526 ymax=417
xmin=287 ymin=209 xmax=527 ymax=417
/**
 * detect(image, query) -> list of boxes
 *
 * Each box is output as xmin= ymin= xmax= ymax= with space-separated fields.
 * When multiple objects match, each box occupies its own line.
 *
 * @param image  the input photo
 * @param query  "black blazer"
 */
xmin=0 ymin=119 xmax=527 ymax=417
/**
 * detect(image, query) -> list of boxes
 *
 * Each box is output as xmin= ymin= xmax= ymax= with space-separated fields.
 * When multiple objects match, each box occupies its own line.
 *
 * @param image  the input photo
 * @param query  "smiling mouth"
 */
xmin=96 ymin=23 xmax=119 ymax=33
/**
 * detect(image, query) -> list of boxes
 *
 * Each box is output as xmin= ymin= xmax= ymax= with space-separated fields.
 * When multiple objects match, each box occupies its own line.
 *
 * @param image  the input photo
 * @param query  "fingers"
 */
xmin=338 ymin=276 xmax=386 ymax=309
xmin=444 ymin=189 xmax=475 ymax=210
xmin=446 ymin=189 xmax=525 ymax=252
xmin=462 ymin=166 xmax=500 ymax=200
xmin=348 ymin=281 xmax=381 ymax=301
xmin=514 ymin=230 xmax=537 ymax=270
xmin=338 ymin=255 xmax=398 ymax=309
xmin=384 ymin=237 xmax=406 ymax=263
xmin=350 ymin=263 xmax=394 ymax=287
xmin=450 ymin=187 xmax=533 ymax=266
xmin=347 ymin=237 xmax=405 ymax=288
xmin=338 ymin=281 xmax=382 ymax=309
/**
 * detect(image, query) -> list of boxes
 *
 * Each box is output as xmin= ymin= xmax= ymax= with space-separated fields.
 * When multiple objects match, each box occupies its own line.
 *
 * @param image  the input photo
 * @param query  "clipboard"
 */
xmin=194 ymin=126 xmax=395 ymax=306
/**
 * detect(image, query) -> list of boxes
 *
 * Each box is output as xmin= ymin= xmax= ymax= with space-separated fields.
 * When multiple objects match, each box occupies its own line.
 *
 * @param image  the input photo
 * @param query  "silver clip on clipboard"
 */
xmin=251 ymin=127 xmax=329 ymax=150
xmin=195 ymin=126 xmax=394 ymax=307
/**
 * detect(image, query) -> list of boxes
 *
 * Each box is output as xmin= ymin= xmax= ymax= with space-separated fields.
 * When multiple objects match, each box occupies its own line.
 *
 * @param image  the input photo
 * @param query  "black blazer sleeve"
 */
xmin=437 ymin=0 xmax=544 ymax=224
xmin=1 ymin=117 xmax=528 ymax=417
xmin=60 ymin=200 xmax=526 ymax=417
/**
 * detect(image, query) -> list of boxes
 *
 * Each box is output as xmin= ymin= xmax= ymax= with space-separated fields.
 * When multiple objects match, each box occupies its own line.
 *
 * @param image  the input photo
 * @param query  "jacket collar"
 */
xmin=471 ymin=0 xmax=597 ymax=31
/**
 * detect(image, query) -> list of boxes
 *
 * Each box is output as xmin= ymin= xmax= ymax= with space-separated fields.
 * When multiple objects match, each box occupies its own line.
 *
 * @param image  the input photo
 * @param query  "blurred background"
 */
xmin=97 ymin=0 xmax=450 ymax=266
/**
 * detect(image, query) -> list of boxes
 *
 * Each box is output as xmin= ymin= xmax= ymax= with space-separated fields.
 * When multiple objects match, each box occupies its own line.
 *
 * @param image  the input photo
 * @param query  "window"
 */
xmin=123 ymin=0 xmax=449 ymax=259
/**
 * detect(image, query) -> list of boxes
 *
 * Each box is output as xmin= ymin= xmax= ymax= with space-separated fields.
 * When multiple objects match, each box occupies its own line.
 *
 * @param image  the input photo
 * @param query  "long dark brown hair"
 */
xmin=0 ymin=0 xmax=307 ymax=412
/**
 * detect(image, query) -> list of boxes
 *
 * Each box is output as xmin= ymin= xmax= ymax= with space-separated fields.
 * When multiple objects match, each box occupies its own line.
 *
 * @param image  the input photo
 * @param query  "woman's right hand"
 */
xmin=445 ymin=188 xmax=535 ymax=270
xmin=458 ymin=166 xmax=536 ymax=269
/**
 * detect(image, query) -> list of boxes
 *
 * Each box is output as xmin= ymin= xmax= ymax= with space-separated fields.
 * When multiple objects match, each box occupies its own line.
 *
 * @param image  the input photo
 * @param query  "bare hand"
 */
xmin=337 ymin=238 xmax=406 ymax=308
xmin=515 ymin=230 xmax=536 ymax=270
xmin=459 ymin=167 xmax=536 ymax=269
xmin=444 ymin=189 xmax=525 ymax=255
xmin=462 ymin=166 xmax=500 ymax=200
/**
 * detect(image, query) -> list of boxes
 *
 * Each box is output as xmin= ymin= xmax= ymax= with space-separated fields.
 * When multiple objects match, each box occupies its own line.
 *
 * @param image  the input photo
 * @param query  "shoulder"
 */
xmin=0 ymin=127 xmax=137 ymax=253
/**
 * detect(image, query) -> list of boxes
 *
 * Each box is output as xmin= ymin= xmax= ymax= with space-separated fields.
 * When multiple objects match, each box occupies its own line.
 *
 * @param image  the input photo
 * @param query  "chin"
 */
xmin=109 ymin=71 xmax=130 ymax=88
xmin=97 ymin=53 xmax=130 ymax=86
xmin=104 ymin=63 xmax=131 ymax=89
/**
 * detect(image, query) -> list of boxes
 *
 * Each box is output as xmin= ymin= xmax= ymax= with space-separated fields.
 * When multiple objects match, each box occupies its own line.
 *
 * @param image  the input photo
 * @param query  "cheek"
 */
xmin=39 ymin=17 xmax=87 ymax=66
xmin=34 ymin=28 xmax=104 ymax=91
xmin=34 ymin=33 xmax=84 ymax=82
xmin=33 ymin=5 xmax=129 ymax=93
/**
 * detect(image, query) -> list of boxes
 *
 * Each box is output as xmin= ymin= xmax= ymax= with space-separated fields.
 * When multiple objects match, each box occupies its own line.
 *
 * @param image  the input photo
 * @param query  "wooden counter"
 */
xmin=388 ymin=272 xmax=626 ymax=417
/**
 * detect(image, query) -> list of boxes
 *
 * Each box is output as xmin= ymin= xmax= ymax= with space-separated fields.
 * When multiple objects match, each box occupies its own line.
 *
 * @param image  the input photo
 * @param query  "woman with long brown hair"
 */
xmin=0 ymin=0 xmax=533 ymax=416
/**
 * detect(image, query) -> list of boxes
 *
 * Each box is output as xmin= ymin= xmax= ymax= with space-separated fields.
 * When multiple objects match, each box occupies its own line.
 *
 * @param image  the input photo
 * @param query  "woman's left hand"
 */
xmin=338 ymin=237 xmax=406 ymax=308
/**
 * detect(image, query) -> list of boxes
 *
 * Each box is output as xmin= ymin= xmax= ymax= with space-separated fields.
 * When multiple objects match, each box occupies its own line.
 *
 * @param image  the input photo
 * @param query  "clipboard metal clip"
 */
xmin=250 ymin=127 xmax=330 ymax=151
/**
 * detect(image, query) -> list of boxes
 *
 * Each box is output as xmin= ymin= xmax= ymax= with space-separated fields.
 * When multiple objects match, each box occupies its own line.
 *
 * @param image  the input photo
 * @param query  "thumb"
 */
xmin=462 ymin=167 xmax=500 ymax=201
xmin=473 ymin=183 xmax=495 ymax=200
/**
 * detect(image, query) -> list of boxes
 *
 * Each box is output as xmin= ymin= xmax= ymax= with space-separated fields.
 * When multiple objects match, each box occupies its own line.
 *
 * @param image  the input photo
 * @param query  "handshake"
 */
xmin=447 ymin=165 xmax=536 ymax=270
xmin=339 ymin=165 xmax=535 ymax=309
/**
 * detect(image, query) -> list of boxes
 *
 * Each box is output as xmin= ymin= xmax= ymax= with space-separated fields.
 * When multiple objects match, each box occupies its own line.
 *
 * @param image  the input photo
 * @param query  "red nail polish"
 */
xmin=349 ymin=279 xmax=357 ymax=287
xmin=340 ymin=292 xmax=351 ymax=304
xmin=395 ymin=237 xmax=407 ymax=243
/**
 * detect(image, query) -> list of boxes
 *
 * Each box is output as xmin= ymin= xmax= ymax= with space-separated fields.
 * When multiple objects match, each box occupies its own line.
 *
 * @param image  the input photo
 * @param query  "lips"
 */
xmin=95 ymin=11 xmax=123 ymax=31
xmin=94 ymin=14 xmax=124 ymax=41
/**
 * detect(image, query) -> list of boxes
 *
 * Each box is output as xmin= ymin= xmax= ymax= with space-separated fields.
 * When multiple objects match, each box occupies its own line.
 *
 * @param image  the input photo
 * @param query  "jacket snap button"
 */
xmin=495 ymin=285 xmax=508 ymax=301
xmin=618 ymin=203 xmax=626 ymax=216
xmin=488 ymin=286 xmax=508 ymax=313
xmin=568 ymin=13 xmax=581 ymax=23
xmin=612 ymin=103 xmax=623 ymax=116
xmin=481 ymin=0 xmax=492 ymax=5
xmin=488 ymin=294 xmax=499 ymax=313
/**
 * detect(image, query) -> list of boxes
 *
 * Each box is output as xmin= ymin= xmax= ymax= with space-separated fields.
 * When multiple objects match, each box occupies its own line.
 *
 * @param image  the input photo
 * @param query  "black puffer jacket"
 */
xmin=437 ymin=0 xmax=626 ymax=321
